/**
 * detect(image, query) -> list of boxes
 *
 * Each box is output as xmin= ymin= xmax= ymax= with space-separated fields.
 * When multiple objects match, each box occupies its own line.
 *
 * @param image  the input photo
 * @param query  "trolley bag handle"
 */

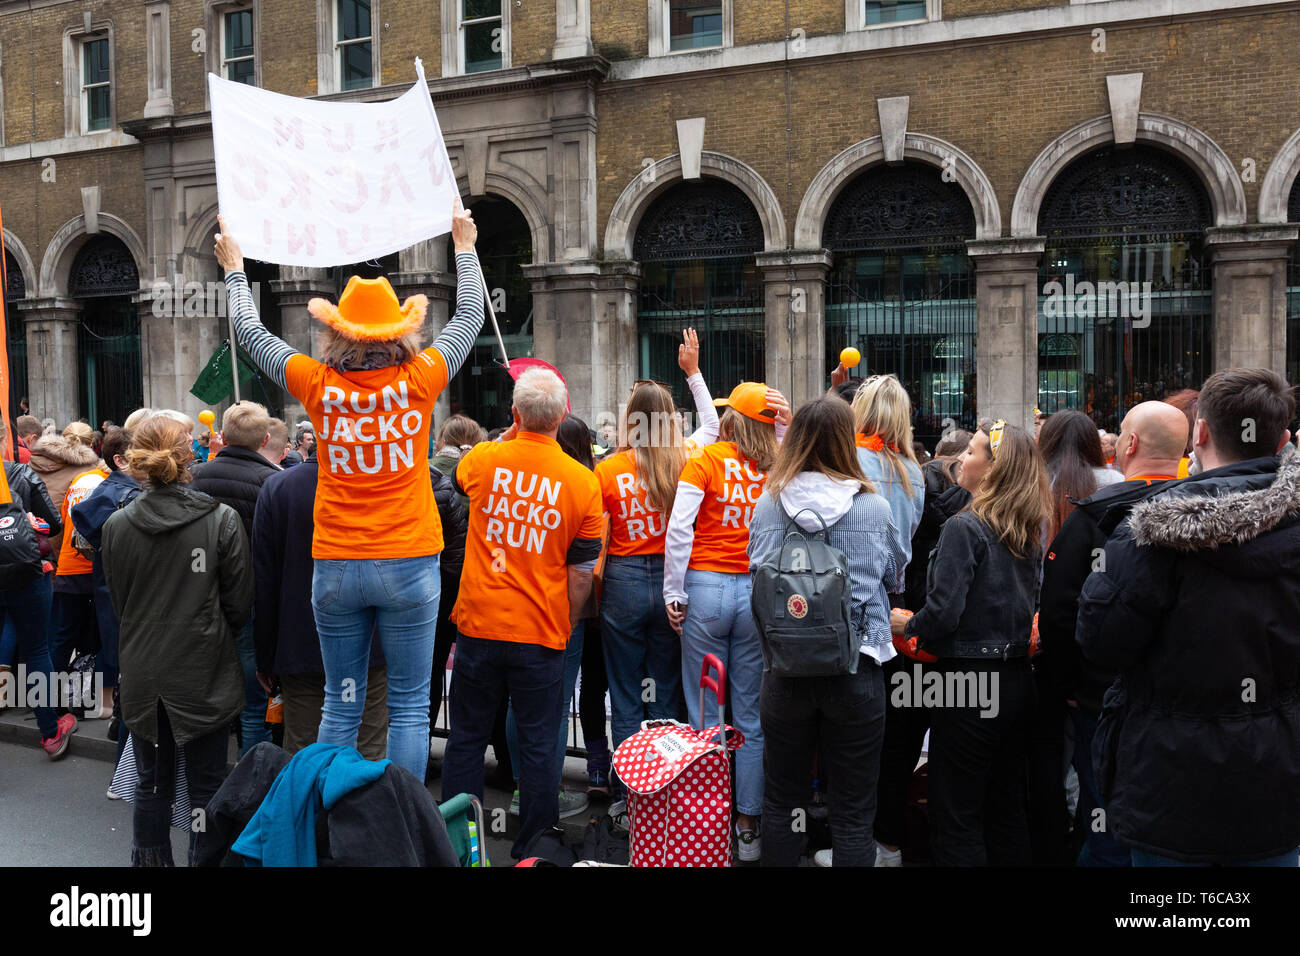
xmin=698 ymin=653 xmax=727 ymax=743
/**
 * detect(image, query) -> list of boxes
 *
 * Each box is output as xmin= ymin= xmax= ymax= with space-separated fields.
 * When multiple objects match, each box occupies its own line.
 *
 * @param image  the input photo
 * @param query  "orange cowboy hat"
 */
xmin=306 ymin=276 xmax=428 ymax=342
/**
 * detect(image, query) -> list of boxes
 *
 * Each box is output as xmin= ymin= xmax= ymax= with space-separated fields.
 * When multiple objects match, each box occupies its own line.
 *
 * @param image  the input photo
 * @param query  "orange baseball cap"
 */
xmin=713 ymin=382 xmax=776 ymax=423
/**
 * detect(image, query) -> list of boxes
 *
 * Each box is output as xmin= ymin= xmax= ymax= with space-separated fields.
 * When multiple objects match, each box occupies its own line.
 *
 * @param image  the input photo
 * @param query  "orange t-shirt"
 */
xmin=284 ymin=349 xmax=449 ymax=560
xmin=452 ymin=433 xmax=605 ymax=650
xmin=678 ymin=441 xmax=767 ymax=574
xmin=595 ymin=450 xmax=670 ymax=557
xmin=56 ymin=468 xmax=107 ymax=576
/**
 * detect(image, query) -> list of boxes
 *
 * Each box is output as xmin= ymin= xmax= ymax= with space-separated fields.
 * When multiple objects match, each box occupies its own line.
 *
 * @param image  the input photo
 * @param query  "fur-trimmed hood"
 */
xmin=1130 ymin=444 xmax=1300 ymax=553
xmin=27 ymin=435 xmax=101 ymax=474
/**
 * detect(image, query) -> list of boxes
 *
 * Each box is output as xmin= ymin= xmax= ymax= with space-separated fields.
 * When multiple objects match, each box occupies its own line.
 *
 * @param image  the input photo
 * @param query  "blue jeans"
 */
xmin=0 ymin=616 xmax=16 ymax=667
xmin=680 ymin=567 xmax=764 ymax=817
xmin=506 ymin=620 xmax=583 ymax=783
xmin=1132 ymin=847 xmax=1300 ymax=867
xmin=0 ymin=573 xmax=58 ymax=738
xmin=235 ymin=620 xmax=271 ymax=757
xmin=601 ymin=555 xmax=683 ymax=752
xmin=1070 ymin=706 xmax=1131 ymax=867
xmin=313 ymin=555 xmax=440 ymax=781
xmin=442 ymin=633 xmax=566 ymax=858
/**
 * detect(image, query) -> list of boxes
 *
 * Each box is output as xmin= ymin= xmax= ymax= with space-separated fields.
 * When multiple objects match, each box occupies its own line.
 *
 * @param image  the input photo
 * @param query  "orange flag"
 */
xmin=0 ymin=201 xmax=10 ymax=462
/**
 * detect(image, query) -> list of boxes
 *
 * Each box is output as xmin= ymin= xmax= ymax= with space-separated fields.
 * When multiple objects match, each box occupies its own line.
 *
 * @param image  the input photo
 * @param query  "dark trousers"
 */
xmin=441 ymin=633 xmax=565 ymax=858
xmin=874 ymin=654 xmax=931 ymax=849
xmin=579 ymin=615 xmax=608 ymax=745
xmin=280 ymin=667 xmax=389 ymax=760
xmin=1026 ymin=665 xmax=1070 ymax=865
xmin=928 ymin=658 xmax=1034 ymax=866
xmin=1 ymin=572 xmax=58 ymax=738
xmin=133 ymin=702 xmax=229 ymax=867
xmin=51 ymin=584 xmax=98 ymax=674
xmin=760 ymin=660 xmax=886 ymax=867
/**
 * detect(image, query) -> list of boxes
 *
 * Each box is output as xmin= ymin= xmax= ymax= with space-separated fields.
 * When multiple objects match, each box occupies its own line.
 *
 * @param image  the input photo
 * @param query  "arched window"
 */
xmin=1287 ymin=178 xmax=1300 ymax=395
xmin=4 ymin=248 xmax=26 ymax=421
xmin=1037 ymin=145 xmax=1212 ymax=431
xmin=824 ymin=164 xmax=977 ymax=447
xmin=69 ymin=236 xmax=142 ymax=427
xmin=448 ymin=195 xmax=533 ymax=429
xmin=635 ymin=179 xmax=765 ymax=408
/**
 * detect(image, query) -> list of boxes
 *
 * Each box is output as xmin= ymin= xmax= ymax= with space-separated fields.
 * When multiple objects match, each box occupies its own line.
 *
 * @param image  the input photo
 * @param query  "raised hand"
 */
xmin=451 ymin=195 xmax=477 ymax=253
xmin=678 ymin=327 xmax=701 ymax=377
xmin=213 ymin=215 xmax=244 ymax=274
xmin=765 ymin=388 xmax=792 ymax=428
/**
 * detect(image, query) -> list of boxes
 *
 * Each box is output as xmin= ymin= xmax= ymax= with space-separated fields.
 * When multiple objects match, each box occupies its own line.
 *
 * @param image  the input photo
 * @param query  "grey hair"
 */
xmin=155 ymin=409 xmax=196 ymax=432
xmin=512 ymin=368 xmax=567 ymax=432
xmin=122 ymin=407 xmax=155 ymax=430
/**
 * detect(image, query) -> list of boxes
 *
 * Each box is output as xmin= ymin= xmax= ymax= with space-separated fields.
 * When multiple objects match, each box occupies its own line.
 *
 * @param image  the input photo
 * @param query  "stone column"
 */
xmin=523 ymin=259 xmax=637 ymax=427
xmin=967 ymin=238 xmax=1046 ymax=431
xmin=393 ymin=238 xmax=455 ymax=425
xmin=1204 ymin=225 xmax=1298 ymax=376
xmin=756 ymin=250 xmax=831 ymax=408
xmin=17 ymin=298 xmax=80 ymax=426
xmin=552 ymin=0 xmax=593 ymax=59
xmin=270 ymin=267 xmax=335 ymax=425
xmin=143 ymin=1 xmax=174 ymax=118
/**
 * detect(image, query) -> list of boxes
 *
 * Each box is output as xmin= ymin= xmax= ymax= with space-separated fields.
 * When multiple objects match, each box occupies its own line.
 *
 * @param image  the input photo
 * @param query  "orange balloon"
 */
xmin=840 ymin=347 xmax=861 ymax=368
xmin=198 ymin=410 xmax=215 ymax=427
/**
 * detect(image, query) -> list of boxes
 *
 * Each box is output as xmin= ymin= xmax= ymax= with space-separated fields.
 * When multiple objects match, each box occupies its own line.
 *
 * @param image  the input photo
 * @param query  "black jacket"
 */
xmin=194 ymin=742 xmax=460 ymax=867
xmin=1077 ymin=447 xmax=1300 ymax=863
xmin=3 ymin=460 xmax=61 ymax=533
xmin=431 ymin=464 xmax=467 ymax=577
xmin=905 ymin=506 xmax=1039 ymax=660
xmin=191 ymin=445 xmax=281 ymax=543
xmin=904 ymin=470 xmax=968 ymax=613
xmin=252 ymin=454 xmax=384 ymax=677
xmin=1037 ymin=476 xmax=1173 ymax=713
xmin=102 ymin=483 xmax=253 ymax=745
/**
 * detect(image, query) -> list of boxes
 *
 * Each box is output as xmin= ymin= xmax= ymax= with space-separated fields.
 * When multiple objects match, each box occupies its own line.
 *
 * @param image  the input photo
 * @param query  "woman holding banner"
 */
xmin=214 ymin=198 xmax=484 ymax=780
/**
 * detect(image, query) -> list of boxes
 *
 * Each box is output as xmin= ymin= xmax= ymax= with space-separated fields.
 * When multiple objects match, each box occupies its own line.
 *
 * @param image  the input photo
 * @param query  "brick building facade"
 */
xmin=2 ymin=0 xmax=1299 ymax=440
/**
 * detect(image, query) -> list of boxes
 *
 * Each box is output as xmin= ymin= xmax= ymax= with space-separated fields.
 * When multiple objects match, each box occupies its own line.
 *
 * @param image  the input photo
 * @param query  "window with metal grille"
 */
xmin=337 ymin=0 xmax=373 ymax=91
xmin=1037 ymin=145 xmax=1212 ymax=432
xmin=223 ymin=9 xmax=255 ymax=85
xmin=824 ymin=164 xmax=978 ymax=449
xmin=69 ymin=237 xmax=142 ymax=427
xmin=81 ymin=37 xmax=111 ymax=132
xmin=635 ymin=179 xmax=764 ymax=410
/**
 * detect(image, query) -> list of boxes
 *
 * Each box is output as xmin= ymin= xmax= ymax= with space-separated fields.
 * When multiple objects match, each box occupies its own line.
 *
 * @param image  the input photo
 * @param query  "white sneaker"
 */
xmin=813 ymin=849 xmax=833 ymax=867
xmin=875 ymin=842 xmax=902 ymax=867
xmin=736 ymin=823 xmax=761 ymax=862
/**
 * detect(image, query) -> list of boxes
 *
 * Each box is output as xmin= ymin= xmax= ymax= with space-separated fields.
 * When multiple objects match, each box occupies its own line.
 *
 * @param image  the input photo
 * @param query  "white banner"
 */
xmin=208 ymin=59 xmax=457 ymax=267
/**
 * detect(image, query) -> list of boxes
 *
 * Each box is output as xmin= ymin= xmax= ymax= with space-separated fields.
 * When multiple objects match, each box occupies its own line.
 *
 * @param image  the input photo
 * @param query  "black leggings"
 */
xmin=579 ymin=615 xmax=608 ymax=746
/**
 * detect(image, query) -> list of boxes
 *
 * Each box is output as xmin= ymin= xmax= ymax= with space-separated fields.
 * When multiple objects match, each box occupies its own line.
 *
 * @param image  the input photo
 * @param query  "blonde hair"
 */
xmin=63 ymin=421 xmax=95 ymax=446
xmin=122 ymin=408 xmax=155 ymax=430
xmin=851 ymin=375 xmax=919 ymax=495
xmin=267 ymin=417 xmax=289 ymax=453
xmin=319 ymin=325 xmax=421 ymax=371
xmin=968 ymin=424 xmax=1051 ymax=559
xmin=155 ymin=409 xmax=196 ymax=432
xmin=720 ymin=408 xmax=778 ymax=473
xmin=766 ymin=397 xmax=873 ymax=498
xmin=126 ymin=416 xmax=194 ymax=487
xmin=620 ymin=382 xmax=688 ymax=515
xmin=221 ymin=401 xmax=271 ymax=449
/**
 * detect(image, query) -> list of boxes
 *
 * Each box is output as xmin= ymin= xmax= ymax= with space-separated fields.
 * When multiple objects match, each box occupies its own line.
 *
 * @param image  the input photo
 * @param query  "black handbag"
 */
xmin=0 ymin=462 xmax=44 ymax=591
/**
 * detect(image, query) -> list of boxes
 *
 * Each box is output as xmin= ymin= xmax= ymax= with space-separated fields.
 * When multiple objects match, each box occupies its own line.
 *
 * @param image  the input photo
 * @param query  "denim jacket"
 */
xmin=855 ymin=448 xmax=924 ymax=592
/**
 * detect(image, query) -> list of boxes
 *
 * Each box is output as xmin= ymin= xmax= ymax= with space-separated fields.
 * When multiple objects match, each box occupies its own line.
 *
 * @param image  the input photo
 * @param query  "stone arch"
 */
xmin=1011 ymin=112 xmax=1247 ymax=237
xmin=1259 ymin=126 xmax=1300 ymax=224
xmin=39 ymin=213 xmax=147 ymax=298
xmin=181 ymin=202 xmax=225 ymax=284
xmin=604 ymin=152 xmax=787 ymax=260
xmin=795 ymin=133 xmax=1001 ymax=247
xmin=2 ymin=230 xmax=37 ymax=300
xmin=457 ymin=173 xmax=549 ymax=264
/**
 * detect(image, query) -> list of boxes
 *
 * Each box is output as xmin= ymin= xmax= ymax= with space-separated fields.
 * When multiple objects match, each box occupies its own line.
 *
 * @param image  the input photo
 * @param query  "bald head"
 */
xmin=1116 ymin=401 xmax=1190 ymax=475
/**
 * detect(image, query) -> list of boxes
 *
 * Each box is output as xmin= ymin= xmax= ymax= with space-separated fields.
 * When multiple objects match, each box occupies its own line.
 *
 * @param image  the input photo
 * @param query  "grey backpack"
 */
xmin=750 ymin=495 xmax=857 ymax=677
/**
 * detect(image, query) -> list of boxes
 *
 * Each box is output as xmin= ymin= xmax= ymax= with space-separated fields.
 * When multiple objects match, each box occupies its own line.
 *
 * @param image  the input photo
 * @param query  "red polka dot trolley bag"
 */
xmin=611 ymin=654 xmax=744 ymax=867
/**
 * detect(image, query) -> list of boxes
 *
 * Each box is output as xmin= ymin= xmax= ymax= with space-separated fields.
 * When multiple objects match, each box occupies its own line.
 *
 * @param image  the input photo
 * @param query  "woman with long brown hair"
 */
xmin=1038 ymin=409 xmax=1123 ymax=541
xmin=749 ymin=397 xmax=905 ymax=866
xmin=893 ymin=422 xmax=1050 ymax=865
xmin=595 ymin=329 xmax=718 ymax=787
xmin=663 ymin=380 xmax=787 ymax=861
xmin=101 ymin=415 xmax=253 ymax=865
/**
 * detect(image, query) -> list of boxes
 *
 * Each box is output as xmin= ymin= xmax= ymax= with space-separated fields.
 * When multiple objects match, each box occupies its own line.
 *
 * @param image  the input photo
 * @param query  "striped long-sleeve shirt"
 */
xmin=221 ymin=252 xmax=488 ymax=561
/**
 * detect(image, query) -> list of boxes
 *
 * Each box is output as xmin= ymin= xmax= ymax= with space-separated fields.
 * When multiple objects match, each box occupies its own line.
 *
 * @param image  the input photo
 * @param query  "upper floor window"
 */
xmin=865 ymin=1 xmax=927 ymax=25
xmin=462 ymin=0 xmax=503 ymax=73
xmin=81 ymin=37 xmax=111 ymax=132
xmin=222 ymin=8 xmax=255 ymax=84
xmin=338 ymin=0 xmax=373 ymax=90
xmin=669 ymin=1 xmax=722 ymax=51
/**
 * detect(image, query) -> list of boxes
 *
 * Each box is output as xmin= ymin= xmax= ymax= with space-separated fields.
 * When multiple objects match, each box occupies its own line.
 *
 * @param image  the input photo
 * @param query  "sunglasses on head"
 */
xmin=987 ymin=419 xmax=1007 ymax=459
xmin=632 ymin=379 xmax=673 ymax=392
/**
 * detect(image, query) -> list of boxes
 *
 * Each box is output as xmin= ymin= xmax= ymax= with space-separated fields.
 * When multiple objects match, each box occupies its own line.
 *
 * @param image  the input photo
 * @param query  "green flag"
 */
xmin=189 ymin=338 xmax=261 ymax=405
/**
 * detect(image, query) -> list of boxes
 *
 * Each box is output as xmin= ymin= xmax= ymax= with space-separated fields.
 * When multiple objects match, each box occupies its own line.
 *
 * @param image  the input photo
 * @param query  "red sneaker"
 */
xmin=40 ymin=713 xmax=78 ymax=760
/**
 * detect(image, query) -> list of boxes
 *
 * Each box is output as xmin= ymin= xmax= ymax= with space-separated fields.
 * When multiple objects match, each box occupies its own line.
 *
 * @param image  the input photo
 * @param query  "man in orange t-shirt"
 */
xmin=50 ymin=465 xmax=107 ymax=680
xmin=442 ymin=367 xmax=603 ymax=859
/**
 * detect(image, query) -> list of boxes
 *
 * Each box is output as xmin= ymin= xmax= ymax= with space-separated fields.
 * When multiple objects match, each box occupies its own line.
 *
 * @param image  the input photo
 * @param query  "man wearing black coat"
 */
xmin=1038 ymin=400 xmax=1187 ymax=866
xmin=1077 ymin=368 xmax=1300 ymax=866
xmin=251 ymin=447 xmax=389 ymax=760
xmin=191 ymin=401 xmax=281 ymax=756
